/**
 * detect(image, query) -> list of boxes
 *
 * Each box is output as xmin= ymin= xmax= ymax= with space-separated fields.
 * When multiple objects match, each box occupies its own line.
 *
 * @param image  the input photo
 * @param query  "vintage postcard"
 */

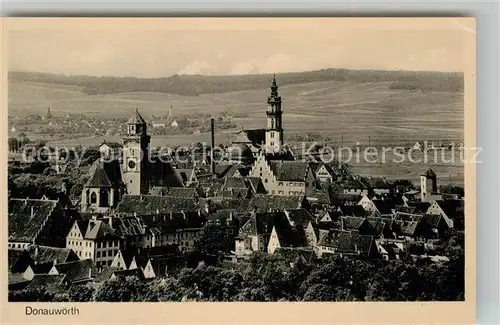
xmin=1 ymin=17 xmax=476 ymax=324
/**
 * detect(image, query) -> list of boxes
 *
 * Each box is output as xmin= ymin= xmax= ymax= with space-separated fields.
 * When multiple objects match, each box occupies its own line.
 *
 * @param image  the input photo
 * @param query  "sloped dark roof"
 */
xmin=269 ymin=161 xmax=309 ymax=182
xmin=340 ymin=205 xmax=371 ymax=218
xmin=8 ymin=198 xmax=58 ymax=243
xmin=200 ymin=198 xmax=250 ymax=214
xmin=331 ymin=194 xmax=362 ymax=207
xmin=214 ymin=163 xmax=234 ymax=178
xmin=248 ymin=194 xmax=306 ymax=213
xmin=30 ymin=263 xmax=55 ymax=274
xmin=342 ymin=177 xmax=368 ymax=190
xmin=8 ymin=249 xmax=28 ymax=272
xmin=395 ymin=205 xmax=417 ymax=214
xmin=307 ymin=189 xmax=331 ymax=205
xmin=149 ymin=161 xmax=185 ymax=187
xmin=208 ymin=209 xmax=235 ymax=223
xmin=112 ymin=217 xmax=145 ymax=237
xmin=128 ymin=109 xmax=146 ymax=124
xmin=285 ymin=209 xmax=315 ymax=228
xmin=341 ymin=216 xmax=367 ymax=230
xmin=117 ymin=248 xmax=139 ymax=268
xmin=229 ymin=143 xmax=254 ymax=161
xmin=246 ymin=177 xmax=265 ymax=193
xmin=27 ymin=246 xmax=77 ymax=265
xmin=100 ymin=141 xmax=122 ymax=149
xmin=273 ymin=218 xmax=308 ymax=248
xmin=111 ymin=268 xmax=145 ymax=280
xmin=139 ymin=211 xmax=206 ymax=234
xmin=394 ymin=212 xmax=423 ymax=223
xmin=407 ymin=201 xmax=432 ymax=214
xmin=239 ymin=212 xmax=285 ymax=236
xmin=235 ymin=128 xmax=266 ymax=147
xmin=318 ymin=230 xmax=373 ymax=255
xmin=227 ymin=164 xmax=251 ymax=177
xmin=77 ymin=219 xmax=118 ymax=241
xmin=115 ymin=195 xmax=198 ymax=215
xmin=435 ymin=200 xmax=464 ymax=219
xmin=52 ymin=259 xmax=95 ymax=283
xmin=224 ymin=177 xmax=247 ymax=190
xmin=94 ymin=267 xmax=121 ymax=283
xmin=395 ymin=221 xmax=421 ymax=237
xmin=28 ymin=274 xmax=66 ymax=287
xmin=86 ymin=159 xmax=124 ymax=188
xmin=8 ymin=273 xmax=30 ymax=286
xmin=217 ymin=189 xmax=249 ymax=199
xmin=167 ymin=187 xmax=199 ymax=199
xmin=422 ymin=169 xmax=436 ymax=178
xmin=372 ymin=199 xmax=396 ymax=215
xmin=366 ymin=218 xmax=389 ymax=236
xmin=423 ymin=214 xmax=444 ymax=228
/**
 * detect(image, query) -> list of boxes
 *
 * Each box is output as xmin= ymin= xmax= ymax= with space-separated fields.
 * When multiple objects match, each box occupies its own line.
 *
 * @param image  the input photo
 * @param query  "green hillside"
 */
xmin=9 ymin=69 xmax=464 ymax=96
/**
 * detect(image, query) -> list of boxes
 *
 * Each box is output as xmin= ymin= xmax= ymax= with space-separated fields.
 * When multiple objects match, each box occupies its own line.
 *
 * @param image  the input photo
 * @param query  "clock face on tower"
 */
xmin=128 ymin=160 xmax=136 ymax=169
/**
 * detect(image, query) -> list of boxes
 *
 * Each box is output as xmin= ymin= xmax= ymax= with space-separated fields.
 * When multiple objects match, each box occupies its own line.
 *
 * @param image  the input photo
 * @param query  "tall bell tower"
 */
xmin=122 ymin=108 xmax=150 ymax=195
xmin=265 ymin=75 xmax=284 ymax=153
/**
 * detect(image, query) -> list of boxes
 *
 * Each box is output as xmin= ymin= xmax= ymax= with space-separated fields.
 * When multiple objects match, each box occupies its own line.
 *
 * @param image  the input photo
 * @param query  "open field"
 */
xmin=9 ymin=77 xmax=464 ymax=183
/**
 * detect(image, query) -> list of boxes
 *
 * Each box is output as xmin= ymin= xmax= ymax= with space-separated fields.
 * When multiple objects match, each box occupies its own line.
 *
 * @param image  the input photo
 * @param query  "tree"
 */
xmin=194 ymin=224 xmax=234 ymax=259
xmin=8 ymin=137 xmax=19 ymax=152
xmin=94 ymin=276 xmax=148 ymax=302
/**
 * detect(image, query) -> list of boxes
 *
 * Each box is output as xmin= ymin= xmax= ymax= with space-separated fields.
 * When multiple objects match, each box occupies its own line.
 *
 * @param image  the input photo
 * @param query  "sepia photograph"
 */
xmin=2 ymin=17 xmax=476 ymax=324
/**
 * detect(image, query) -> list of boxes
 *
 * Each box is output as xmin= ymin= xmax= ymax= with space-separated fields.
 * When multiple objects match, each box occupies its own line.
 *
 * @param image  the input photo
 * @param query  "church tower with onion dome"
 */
xmin=265 ymin=75 xmax=284 ymax=153
xmin=122 ymin=108 xmax=151 ymax=195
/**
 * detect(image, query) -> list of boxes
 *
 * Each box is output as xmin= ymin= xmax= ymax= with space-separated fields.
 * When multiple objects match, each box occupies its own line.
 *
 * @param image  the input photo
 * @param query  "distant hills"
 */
xmin=8 ymin=69 xmax=464 ymax=96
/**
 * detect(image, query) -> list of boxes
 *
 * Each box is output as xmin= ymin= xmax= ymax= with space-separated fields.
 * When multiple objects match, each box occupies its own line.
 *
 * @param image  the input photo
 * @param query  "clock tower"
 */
xmin=265 ymin=75 xmax=284 ymax=153
xmin=122 ymin=108 xmax=150 ymax=195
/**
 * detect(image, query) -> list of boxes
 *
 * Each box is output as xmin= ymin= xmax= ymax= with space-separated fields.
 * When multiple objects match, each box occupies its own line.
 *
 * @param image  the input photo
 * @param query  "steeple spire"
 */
xmin=270 ymin=74 xmax=278 ymax=97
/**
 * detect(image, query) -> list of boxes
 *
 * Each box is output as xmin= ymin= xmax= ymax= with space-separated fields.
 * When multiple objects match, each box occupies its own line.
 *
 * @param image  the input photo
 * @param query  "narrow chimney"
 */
xmin=210 ymin=118 xmax=215 ymax=174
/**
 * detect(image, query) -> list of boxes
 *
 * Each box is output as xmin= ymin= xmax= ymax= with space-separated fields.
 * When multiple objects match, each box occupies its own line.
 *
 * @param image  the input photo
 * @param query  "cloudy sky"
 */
xmin=7 ymin=18 xmax=473 ymax=78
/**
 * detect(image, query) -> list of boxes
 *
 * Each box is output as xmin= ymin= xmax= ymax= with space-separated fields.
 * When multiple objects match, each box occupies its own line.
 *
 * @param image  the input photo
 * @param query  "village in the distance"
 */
xmin=7 ymin=75 xmax=465 ymax=303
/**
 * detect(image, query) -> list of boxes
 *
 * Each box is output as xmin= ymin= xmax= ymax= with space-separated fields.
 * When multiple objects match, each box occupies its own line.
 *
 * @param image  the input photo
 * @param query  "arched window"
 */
xmin=90 ymin=192 xmax=97 ymax=204
xmin=101 ymin=189 xmax=109 ymax=207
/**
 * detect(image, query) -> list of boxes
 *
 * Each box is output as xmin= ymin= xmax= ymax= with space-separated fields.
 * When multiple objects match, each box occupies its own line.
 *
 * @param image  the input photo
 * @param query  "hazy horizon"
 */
xmin=7 ymin=18 xmax=472 ymax=78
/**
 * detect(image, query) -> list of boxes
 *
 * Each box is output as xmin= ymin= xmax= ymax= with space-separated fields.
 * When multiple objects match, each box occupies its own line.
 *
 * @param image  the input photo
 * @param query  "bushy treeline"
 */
xmin=10 ymin=230 xmax=464 ymax=302
xmin=9 ymin=69 xmax=464 ymax=96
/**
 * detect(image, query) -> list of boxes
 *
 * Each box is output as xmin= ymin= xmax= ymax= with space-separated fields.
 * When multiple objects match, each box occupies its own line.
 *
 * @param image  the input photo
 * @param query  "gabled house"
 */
xmin=111 ymin=248 xmax=139 ymax=270
xmin=99 ymin=141 xmax=122 ymax=160
xmin=426 ymin=200 xmax=462 ymax=229
xmin=23 ymin=274 xmax=69 ymax=295
xmin=81 ymin=159 xmax=126 ymax=213
xmin=247 ymin=194 xmax=309 ymax=213
xmin=340 ymin=216 xmax=372 ymax=234
xmin=114 ymin=195 xmax=199 ymax=215
xmin=248 ymin=153 xmax=316 ymax=196
xmin=66 ymin=218 xmax=122 ymax=269
xmin=341 ymin=177 xmax=369 ymax=196
xmin=393 ymin=213 xmax=432 ymax=240
xmin=312 ymin=163 xmax=337 ymax=184
xmin=8 ymin=198 xmax=75 ymax=249
xmin=366 ymin=217 xmax=395 ymax=239
xmin=267 ymin=223 xmax=308 ymax=254
xmin=316 ymin=230 xmax=376 ymax=258
xmin=234 ymin=212 xmax=282 ymax=257
xmin=9 ymin=246 xmax=79 ymax=274
xmin=175 ymin=168 xmax=198 ymax=187
xmin=48 ymin=259 xmax=96 ymax=286
xmin=375 ymin=239 xmax=406 ymax=261
xmin=362 ymin=176 xmax=393 ymax=195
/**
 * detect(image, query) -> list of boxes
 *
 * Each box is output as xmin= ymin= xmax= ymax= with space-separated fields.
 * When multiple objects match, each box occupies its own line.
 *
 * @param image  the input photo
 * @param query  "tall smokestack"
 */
xmin=210 ymin=118 xmax=215 ymax=174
